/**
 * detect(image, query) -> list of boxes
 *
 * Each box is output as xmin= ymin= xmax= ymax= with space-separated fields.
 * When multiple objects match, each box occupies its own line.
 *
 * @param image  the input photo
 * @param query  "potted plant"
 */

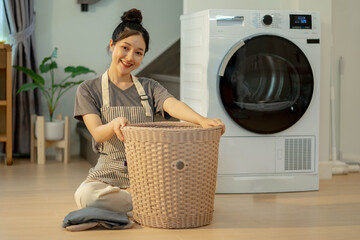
xmin=13 ymin=48 xmax=96 ymax=140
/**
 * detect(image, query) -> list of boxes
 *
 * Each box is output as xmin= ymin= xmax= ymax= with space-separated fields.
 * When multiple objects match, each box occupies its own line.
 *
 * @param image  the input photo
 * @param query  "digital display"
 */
xmin=290 ymin=14 xmax=312 ymax=29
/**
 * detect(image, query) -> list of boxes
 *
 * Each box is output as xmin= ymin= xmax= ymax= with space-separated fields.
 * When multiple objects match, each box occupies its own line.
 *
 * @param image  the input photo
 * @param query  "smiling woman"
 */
xmin=73 ymin=9 xmax=175 ymax=215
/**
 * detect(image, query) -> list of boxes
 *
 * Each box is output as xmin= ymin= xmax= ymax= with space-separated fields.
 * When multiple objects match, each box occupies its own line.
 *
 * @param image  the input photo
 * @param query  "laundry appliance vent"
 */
xmin=284 ymin=138 xmax=312 ymax=171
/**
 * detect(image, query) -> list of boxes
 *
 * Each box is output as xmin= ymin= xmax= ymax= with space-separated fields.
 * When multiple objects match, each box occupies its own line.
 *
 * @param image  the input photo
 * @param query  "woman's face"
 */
xmin=109 ymin=34 xmax=146 ymax=77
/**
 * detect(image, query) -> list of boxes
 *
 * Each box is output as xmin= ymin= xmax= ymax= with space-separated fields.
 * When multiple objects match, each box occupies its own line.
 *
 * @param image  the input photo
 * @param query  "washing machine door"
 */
xmin=219 ymin=35 xmax=314 ymax=134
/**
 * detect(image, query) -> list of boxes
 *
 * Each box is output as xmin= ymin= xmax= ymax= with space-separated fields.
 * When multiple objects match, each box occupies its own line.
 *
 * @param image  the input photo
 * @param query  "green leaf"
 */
xmin=40 ymin=48 xmax=58 ymax=65
xmin=13 ymin=65 xmax=45 ymax=85
xmin=39 ymin=61 xmax=58 ymax=73
xmin=54 ymin=80 xmax=84 ymax=89
xmin=64 ymin=66 xmax=96 ymax=78
xmin=16 ymin=82 xmax=41 ymax=94
xmin=41 ymin=56 xmax=52 ymax=65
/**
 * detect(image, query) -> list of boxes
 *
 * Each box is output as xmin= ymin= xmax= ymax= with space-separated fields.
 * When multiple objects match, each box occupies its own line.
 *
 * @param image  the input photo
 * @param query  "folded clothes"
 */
xmin=62 ymin=207 xmax=134 ymax=231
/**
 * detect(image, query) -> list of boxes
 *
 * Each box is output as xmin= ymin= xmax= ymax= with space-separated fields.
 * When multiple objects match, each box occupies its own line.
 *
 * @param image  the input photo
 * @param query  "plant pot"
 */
xmin=35 ymin=118 xmax=65 ymax=141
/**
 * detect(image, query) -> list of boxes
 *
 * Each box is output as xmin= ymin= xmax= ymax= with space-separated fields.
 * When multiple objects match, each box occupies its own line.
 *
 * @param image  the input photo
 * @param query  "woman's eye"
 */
xmin=136 ymin=51 xmax=143 ymax=56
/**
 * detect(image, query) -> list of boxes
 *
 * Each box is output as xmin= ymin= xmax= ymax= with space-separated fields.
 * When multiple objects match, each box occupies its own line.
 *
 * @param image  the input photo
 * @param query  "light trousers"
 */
xmin=74 ymin=179 xmax=133 ymax=213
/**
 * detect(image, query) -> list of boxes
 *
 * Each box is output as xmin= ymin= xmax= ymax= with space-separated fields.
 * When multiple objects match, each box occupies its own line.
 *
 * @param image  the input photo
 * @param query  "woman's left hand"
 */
xmin=199 ymin=118 xmax=226 ymax=135
xmin=163 ymin=98 xmax=225 ymax=135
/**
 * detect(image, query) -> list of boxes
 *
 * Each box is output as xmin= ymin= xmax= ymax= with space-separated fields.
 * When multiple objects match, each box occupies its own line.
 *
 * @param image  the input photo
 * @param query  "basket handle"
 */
xmin=171 ymin=160 xmax=189 ymax=171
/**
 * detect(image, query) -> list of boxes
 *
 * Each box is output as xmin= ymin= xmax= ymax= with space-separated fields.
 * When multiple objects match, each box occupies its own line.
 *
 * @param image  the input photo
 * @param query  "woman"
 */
xmin=74 ymin=8 xmax=225 ymax=213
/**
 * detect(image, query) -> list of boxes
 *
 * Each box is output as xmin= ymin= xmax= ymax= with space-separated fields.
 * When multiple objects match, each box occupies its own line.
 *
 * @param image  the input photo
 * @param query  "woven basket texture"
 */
xmin=122 ymin=121 xmax=222 ymax=229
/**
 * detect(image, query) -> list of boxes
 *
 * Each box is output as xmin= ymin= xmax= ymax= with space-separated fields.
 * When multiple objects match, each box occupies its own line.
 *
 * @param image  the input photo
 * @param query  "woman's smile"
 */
xmin=120 ymin=59 xmax=133 ymax=68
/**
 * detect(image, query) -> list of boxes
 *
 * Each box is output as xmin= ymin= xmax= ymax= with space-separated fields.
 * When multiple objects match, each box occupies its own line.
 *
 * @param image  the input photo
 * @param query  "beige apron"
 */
xmin=87 ymin=72 xmax=153 ymax=188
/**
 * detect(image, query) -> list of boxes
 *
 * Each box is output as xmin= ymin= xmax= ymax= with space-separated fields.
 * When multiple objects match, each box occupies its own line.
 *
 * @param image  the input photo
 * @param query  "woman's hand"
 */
xmin=163 ymin=98 xmax=226 ymax=135
xmin=112 ymin=117 xmax=129 ymax=141
xmin=199 ymin=118 xmax=226 ymax=135
xmin=83 ymin=114 xmax=130 ymax=143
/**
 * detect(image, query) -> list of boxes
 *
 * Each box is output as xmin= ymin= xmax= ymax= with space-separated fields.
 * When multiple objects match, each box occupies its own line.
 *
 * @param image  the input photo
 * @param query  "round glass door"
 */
xmin=219 ymin=35 xmax=314 ymax=134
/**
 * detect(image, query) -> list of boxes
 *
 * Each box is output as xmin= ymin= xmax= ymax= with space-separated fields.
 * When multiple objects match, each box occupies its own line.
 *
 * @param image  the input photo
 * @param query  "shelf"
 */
xmin=0 ymin=44 xmax=12 ymax=165
xmin=0 ymin=134 xmax=7 ymax=142
xmin=0 ymin=53 xmax=6 ymax=68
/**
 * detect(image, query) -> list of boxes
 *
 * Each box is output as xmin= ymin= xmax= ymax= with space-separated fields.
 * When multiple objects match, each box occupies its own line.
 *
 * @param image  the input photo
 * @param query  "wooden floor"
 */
xmin=1 ymin=157 xmax=360 ymax=240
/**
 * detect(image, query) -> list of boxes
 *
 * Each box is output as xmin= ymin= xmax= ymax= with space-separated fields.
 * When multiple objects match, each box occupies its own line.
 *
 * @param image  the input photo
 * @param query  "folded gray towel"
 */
xmin=62 ymin=207 xmax=134 ymax=231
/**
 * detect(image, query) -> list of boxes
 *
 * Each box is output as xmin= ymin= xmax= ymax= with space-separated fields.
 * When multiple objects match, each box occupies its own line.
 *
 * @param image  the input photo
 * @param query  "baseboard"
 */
xmin=319 ymin=161 xmax=333 ymax=179
xmin=340 ymin=154 xmax=360 ymax=163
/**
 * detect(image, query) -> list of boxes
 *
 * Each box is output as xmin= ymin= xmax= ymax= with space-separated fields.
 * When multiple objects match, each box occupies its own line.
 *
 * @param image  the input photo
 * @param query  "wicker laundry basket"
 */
xmin=122 ymin=121 xmax=222 ymax=229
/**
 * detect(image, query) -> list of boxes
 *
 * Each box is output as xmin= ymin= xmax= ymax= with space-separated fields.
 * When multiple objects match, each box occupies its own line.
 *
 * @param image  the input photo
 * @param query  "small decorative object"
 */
xmin=122 ymin=122 xmax=222 ymax=229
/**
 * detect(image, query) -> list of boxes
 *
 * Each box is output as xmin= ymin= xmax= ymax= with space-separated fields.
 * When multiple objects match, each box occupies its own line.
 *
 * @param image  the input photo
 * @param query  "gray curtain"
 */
xmin=3 ymin=0 xmax=41 ymax=156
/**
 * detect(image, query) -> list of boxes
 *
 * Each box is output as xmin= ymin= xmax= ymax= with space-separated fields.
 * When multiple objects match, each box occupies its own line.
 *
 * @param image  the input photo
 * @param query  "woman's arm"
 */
xmin=163 ymin=97 xmax=225 ymax=134
xmin=83 ymin=114 xmax=129 ymax=142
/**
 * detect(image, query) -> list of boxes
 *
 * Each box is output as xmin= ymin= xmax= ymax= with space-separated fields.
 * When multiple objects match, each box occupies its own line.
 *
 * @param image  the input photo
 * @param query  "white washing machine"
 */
xmin=180 ymin=9 xmax=320 ymax=193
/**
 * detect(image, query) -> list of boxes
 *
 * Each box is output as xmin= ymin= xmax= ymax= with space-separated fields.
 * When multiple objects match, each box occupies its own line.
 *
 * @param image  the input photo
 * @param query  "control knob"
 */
xmin=262 ymin=15 xmax=273 ymax=25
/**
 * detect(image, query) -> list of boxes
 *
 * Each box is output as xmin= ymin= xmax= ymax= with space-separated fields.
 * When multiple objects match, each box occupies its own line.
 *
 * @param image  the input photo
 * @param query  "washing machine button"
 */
xmin=262 ymin=15 xmax=273 ymax=25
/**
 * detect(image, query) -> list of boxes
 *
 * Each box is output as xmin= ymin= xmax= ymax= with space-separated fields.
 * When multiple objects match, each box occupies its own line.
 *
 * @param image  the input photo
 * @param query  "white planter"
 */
xmin=36 ymin=119 xmax=65 ymax=141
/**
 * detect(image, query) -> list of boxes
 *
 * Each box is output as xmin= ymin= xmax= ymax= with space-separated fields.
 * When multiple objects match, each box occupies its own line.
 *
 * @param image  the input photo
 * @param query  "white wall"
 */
xmin=34 ymin=0 xmax=183 ymax=155
xmin=183 ymin=0 xmax=332 ymax=167
xmin=332 ymin=0 xmax=360 ymax=162
xmin=184 ymin=0 xmax=298 ymax=13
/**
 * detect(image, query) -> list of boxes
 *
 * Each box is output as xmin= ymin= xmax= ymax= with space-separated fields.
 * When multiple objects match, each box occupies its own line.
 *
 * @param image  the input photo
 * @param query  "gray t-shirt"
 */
xmin=74 ymin=75 xmax=173 ymax=121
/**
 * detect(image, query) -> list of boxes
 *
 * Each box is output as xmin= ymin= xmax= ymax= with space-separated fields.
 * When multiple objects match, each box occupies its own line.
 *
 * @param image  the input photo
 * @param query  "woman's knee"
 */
xmin=74 ymin=180 xmax=101 ymax=209
xmin=74 ymin=181 xmax=90 ymax=208
xmin=74 ymin=180 xmax=132 ymax=212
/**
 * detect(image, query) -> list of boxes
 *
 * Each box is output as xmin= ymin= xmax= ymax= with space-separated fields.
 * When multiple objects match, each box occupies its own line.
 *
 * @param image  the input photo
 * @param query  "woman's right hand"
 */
xmin=112 ymin=117 xmax=129 ymax=141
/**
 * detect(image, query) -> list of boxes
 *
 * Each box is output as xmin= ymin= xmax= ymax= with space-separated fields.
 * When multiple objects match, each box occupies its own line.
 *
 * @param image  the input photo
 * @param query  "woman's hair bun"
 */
xmin=121 ymin=8 xmax=143 ymax=24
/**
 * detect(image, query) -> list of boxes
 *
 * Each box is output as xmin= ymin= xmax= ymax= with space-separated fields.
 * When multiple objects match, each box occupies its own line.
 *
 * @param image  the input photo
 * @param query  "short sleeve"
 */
xmin=74 ymin=79 xmax=102 ymax=121
xmin=151 ymin=80 xmax=174 ymax=119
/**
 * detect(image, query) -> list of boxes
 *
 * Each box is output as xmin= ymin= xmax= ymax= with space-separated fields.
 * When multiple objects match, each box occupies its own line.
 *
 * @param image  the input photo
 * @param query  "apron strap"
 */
xmin=101 ymin=72 xmax=110 ymax=108
xmin=101 ymin=71 xmax=152 ymax=117
xmin=131 ymin=74 xmax=153 ymax=117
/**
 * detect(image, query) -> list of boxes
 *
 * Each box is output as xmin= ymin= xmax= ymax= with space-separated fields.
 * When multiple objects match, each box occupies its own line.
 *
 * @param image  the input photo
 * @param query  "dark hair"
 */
xmin=111 ymin=8 xmax=150 ymax=53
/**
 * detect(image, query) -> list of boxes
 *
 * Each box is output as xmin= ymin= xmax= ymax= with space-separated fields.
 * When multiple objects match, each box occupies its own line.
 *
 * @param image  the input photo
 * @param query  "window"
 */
xmin=0 ymin=1 xmax=10 ymax=44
